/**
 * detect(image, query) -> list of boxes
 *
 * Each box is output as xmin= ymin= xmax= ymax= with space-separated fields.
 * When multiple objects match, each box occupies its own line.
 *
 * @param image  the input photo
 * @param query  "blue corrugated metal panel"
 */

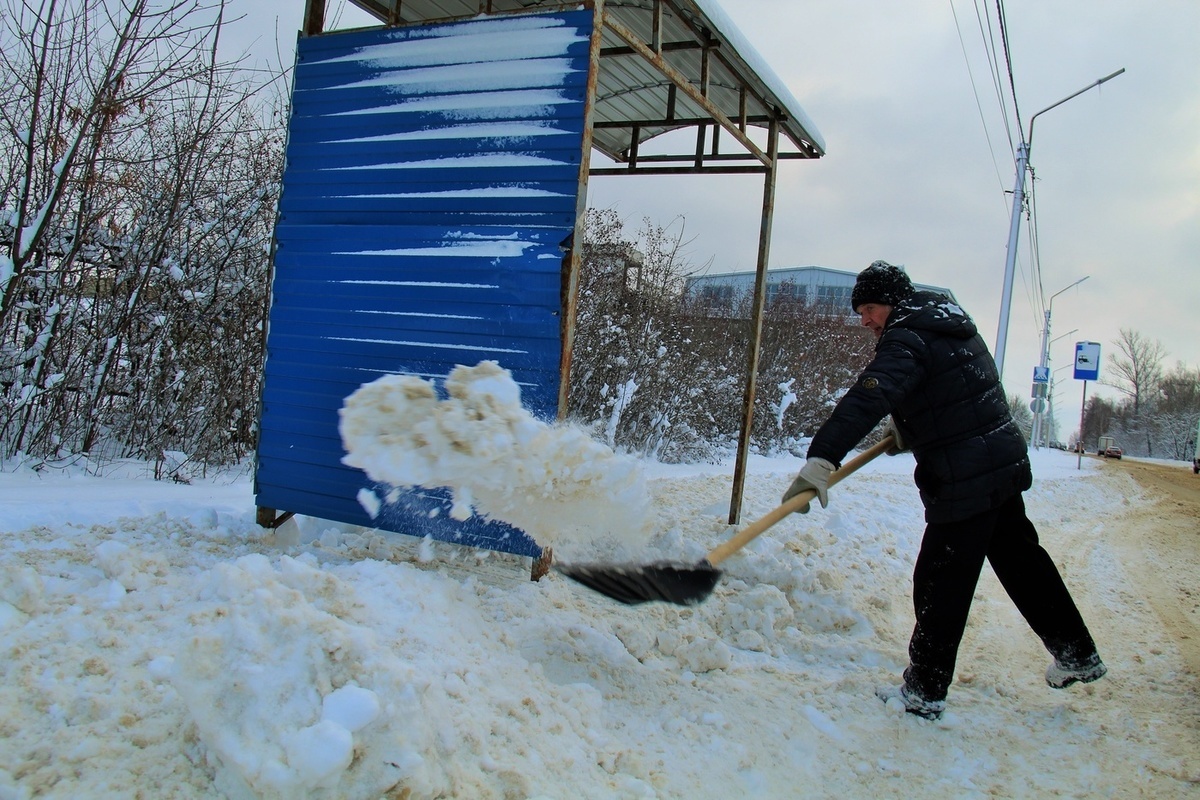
xmin=255 ymin=10 xmax=595 ymax=557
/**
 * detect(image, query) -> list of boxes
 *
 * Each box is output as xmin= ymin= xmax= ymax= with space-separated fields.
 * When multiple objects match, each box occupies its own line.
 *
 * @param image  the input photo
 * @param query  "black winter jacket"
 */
xmin=807 ymin=291 xmax=1032 ymax=523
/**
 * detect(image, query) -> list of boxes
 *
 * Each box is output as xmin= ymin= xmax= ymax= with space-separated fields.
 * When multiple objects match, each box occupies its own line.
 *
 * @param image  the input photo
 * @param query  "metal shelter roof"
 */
xmin=317 ymin=0 xmax=826 ymax=172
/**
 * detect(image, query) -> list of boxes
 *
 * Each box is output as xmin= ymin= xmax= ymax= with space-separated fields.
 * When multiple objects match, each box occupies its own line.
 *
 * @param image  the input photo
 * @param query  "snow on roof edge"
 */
xmin=691 ymin=0 xmax=826 ymax=155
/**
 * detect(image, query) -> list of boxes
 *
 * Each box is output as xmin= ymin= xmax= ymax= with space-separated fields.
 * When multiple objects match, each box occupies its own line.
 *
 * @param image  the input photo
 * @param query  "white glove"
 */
xmin=885 ymin=416 xmax=909 ymax=455
xmin=782 ymin=458 xmax=836 ymax=513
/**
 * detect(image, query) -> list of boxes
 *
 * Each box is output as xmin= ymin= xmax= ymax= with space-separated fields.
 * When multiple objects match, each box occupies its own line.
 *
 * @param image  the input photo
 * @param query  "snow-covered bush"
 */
xmin=0 ymin=1 xmax=284 ymax=468
xmin=567 ymin=210 xmax=874 ymax=462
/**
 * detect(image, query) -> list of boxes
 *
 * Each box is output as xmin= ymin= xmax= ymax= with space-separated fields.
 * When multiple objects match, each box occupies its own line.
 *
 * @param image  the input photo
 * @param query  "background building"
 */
xmin=685 ymin=265 xmax=957 ymax=317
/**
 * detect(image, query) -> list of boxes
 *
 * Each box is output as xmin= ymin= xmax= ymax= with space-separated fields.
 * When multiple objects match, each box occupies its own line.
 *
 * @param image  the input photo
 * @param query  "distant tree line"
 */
xmin=1077 ymin=329 xmax=1200 ymax=460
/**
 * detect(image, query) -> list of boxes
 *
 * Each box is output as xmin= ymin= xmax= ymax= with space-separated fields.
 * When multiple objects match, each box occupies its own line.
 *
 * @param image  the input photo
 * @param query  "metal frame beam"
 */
xmin=727 ymin=118 xmax=779 ymax=524
xmin=602 ymin=15 xmax=773 ymax=167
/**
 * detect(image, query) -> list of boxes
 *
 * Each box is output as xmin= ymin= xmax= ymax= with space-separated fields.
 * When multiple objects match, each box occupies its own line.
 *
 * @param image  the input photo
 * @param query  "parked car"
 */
xmin=1103 ymin=445 xmax=1123 ymax=459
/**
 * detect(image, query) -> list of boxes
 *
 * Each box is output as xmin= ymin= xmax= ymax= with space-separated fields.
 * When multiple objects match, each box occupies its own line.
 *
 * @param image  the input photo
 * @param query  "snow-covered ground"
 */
xmin=1 ymin=422 xmax=1197 ymax=797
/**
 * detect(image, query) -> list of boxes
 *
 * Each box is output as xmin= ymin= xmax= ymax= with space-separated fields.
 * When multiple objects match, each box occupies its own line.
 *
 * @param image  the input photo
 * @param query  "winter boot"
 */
xmin=1046 ymin=652 xmax=1107 ymax=689
xmin=875 ymin=683 xmax=945 ymax=720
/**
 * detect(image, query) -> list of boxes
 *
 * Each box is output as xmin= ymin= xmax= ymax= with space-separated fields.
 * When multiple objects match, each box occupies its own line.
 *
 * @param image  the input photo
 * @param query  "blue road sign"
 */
xmin=1033 ymin=366 xmax=1050 ymax=383
xmin=1074 ymin=342 xmax=1101 ymax=381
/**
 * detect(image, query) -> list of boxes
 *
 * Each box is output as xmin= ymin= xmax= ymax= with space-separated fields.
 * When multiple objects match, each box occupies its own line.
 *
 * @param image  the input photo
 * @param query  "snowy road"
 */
xmin=1096 ymin=457 xmax=1200 ymax=698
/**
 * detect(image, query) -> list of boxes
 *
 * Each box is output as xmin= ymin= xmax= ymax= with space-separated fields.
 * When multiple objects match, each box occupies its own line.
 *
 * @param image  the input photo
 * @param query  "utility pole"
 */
xmin=994 ymin=68 xmax=1125 ymax=379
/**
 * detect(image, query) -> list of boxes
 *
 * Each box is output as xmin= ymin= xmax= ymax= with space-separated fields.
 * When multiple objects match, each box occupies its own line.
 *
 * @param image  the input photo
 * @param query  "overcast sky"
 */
xmin=587 ymin=1 xmax=1200 ymax=414
xmin=227 ymin=0 xmax=1199 ymax=436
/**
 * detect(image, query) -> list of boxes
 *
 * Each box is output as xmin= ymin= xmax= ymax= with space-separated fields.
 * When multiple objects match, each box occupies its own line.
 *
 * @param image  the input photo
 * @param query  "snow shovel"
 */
xmin=557 ymin=437 xmax=894 ymax=606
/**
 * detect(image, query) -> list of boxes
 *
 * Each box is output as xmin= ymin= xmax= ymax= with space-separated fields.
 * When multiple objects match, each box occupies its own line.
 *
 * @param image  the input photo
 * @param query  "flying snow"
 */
xmin=338 ymin=360 xmax=652 ymax=558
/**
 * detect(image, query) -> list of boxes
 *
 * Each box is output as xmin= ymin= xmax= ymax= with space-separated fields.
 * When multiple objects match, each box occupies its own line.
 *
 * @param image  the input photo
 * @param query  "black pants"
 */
xmin=903 ymin=492 xmax=1099 ymax=702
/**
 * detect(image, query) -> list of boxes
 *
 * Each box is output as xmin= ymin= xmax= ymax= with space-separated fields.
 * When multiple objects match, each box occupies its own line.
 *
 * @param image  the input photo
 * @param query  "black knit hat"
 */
xmin=850 ymin=260 xmax=915 ymax=311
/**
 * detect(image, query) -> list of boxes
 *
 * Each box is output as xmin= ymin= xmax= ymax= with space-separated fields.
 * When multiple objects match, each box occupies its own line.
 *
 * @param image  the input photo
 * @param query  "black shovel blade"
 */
xmin=555 ymin=560 xmax=722 ymax=606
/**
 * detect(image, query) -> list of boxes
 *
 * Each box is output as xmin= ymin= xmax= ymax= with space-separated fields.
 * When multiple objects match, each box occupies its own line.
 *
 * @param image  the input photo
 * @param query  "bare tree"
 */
xmin=1157 ymin=363 xmax=1200 ymax=415
xmin=2 ymin=0 xmax=224 ymax=324
xmin=1105 ymin=328 xmax=1166 ymax=416
xmin=1143 ymin=363 xmax=1200 ymax=459
xmin=1008 ymin=394 xmax=1033 ymax=440
xmin=570 ymin=209 xmax=712 ymax=460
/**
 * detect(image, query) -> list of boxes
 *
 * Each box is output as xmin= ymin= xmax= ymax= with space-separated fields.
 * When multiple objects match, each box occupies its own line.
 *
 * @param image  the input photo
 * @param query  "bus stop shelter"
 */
xmin=254 ymin=0 xmax=826 ymax=567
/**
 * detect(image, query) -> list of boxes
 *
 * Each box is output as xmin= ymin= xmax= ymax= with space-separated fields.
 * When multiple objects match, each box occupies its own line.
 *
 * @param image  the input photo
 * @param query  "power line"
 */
xmin=994 ymin=0 xmax=1024 ymax=143
xmin=973 ymin=0 xmax=1016 ymax=154
xmin=950 ymin=0 xmax=1008 ymax=200
xmin=958 ymin=0 xmax=1034 ymax=327
xmin=969 ymin=0 xmax=1048 ymax=368
xmin=990 ymin=0 xmax=1045 ymax=338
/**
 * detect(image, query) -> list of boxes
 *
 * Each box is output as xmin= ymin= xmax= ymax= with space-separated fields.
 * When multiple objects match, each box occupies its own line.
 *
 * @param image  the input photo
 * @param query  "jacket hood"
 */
xmin=885 ymin=290 xmax=977 ymax=339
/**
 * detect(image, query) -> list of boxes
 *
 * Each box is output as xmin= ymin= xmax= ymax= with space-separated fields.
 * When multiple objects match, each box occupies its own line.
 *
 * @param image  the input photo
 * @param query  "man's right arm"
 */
xmin=807 ymin=334 xmax=926 ymax=464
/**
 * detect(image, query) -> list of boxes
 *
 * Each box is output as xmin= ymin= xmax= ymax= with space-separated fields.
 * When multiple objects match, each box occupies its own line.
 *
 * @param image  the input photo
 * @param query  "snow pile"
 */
xmin=171 ymin=554 xmax=441 ymax=798
xmin=339 ymin=360 xmax=652 ymax=557
xmin=1 ymin=451 xmax=1198 ymax=798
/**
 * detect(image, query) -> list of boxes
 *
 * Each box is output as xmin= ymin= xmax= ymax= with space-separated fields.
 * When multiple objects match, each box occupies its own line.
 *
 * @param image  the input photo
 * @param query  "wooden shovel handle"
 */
xmin=705 ymin=436 xmax=895 ymax=567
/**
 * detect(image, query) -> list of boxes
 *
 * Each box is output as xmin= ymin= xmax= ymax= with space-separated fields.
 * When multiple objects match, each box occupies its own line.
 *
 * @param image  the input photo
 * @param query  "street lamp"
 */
xmin=1036 ymin=329 xmax=1078 ymax=448
xmin=993 ymin=68 xmax=1125 ymax=379
xmin=1048 ymin=327 xmax=1079 ymax=363
xmin=1031 ymin=279 xmax=1088 ymax=448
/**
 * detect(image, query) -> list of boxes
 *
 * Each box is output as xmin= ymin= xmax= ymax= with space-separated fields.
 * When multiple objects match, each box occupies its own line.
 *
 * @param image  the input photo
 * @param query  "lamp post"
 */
xmin=994 ymin=68 xmax=1125 ymax=379
xmin=1049 ymin=328 xmax=1079 ymax=358
xmin=1041 ymin=365 xmax=1072 ymax=448
xmin=1031 ymin=279 xmax=1088 ymax=448
xmin=1037 ymin=330 xmax=1078 ymax=448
